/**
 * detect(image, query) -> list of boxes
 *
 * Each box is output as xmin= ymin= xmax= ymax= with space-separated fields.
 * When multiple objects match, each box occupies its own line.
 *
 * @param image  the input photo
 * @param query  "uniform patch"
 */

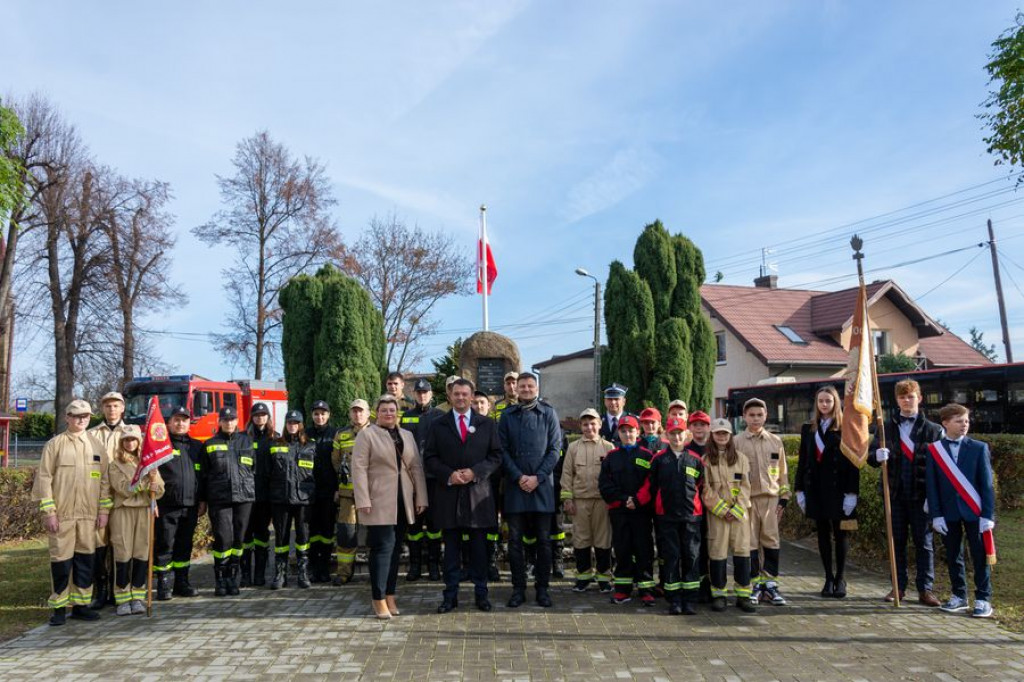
xmin=240 ymin=456 xmax=254 ymax=466
xmin=90 ymin=471 xmax=101 ymax=479
xmin=298 ymin=459 xmax=314 ymax=469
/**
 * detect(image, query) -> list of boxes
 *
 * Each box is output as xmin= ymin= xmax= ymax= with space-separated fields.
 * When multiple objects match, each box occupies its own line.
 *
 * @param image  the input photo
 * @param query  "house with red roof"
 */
xmin=702 ymin=275 xmax=991 ymax=415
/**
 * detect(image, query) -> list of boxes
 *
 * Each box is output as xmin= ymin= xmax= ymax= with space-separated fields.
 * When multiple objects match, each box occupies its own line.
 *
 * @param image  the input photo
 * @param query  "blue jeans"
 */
xmin=942 ymin=519 xmax=992 ymax=602
xmin=366 ymin=517 xmax=407 ymax=600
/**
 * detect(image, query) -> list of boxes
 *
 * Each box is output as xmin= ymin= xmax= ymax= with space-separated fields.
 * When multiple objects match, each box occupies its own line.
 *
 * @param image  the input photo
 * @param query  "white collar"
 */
xmin=453 ymin=409 xmax=472 ymax=421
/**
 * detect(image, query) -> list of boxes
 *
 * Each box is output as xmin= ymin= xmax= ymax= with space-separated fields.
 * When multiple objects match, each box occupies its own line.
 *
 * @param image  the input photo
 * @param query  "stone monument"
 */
xmin=459 ymin=331 xmax=521 ymax=397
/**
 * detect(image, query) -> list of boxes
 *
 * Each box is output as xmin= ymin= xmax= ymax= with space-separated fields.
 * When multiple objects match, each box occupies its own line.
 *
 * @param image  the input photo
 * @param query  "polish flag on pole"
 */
xmin=478 ymin=205 xmax=497 ymax=330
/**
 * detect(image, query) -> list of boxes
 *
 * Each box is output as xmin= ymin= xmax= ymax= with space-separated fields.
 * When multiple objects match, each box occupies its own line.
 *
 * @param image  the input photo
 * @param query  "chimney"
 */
xmin=754 ymin=274 xmax=778 ymax=289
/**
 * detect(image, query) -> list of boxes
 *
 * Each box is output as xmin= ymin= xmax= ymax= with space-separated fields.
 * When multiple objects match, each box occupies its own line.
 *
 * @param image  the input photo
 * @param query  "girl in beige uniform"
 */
xmin=702 ymin=419 xmax=755 ymax=613
xmin=108 ymin=427 xmax=165 ymax=616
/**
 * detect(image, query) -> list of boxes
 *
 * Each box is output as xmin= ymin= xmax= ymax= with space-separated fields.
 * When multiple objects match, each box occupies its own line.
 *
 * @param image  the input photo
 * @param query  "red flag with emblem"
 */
xmin=131 ymin=396 xmax=174 ymax=491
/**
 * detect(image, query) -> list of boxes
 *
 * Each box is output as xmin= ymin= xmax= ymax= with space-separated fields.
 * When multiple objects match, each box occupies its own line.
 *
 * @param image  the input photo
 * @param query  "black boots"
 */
xmin=156 ymin=571 xmax=173 ymax=601
xmin=253 ymin=547 xmax=268 ymax=587
xmin=296 ymin=552 xmax=311 ymax=589
xmin=551 ymin=541 xmax=565 ymax=579
xmin=427 ymin=539 xmax=442 ymax=581
xmin=214 ymin=561 xmax=228 ymax=597
xmin=487 ymin=539 xmax=501 ymax=582
xmin=406 ymin=540 xmax=423 ymax=581
xmin=239 ymin=549 xmax=253 ymax=588
xmin=271 ymin=554 xmax=288 ymax=590
xmin=90 ymin=546 xmax=109 ymax=610
xmin=172 ymin=567 xmax=198 ymax=597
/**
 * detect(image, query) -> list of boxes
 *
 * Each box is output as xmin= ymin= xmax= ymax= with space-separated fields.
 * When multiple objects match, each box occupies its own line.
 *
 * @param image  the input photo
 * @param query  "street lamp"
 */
xmin=575 ymin=268 xmax=602 ymax=409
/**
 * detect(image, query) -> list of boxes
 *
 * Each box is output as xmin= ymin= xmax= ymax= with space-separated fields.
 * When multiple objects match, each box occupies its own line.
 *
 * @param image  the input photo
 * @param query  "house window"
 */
xmin=874 ymin=330 xmax=892 ymax=355
xmin=775 ymin=325 xmax=808 ymax=344
xmin=715 ymin=331 xmax=727 ymax=364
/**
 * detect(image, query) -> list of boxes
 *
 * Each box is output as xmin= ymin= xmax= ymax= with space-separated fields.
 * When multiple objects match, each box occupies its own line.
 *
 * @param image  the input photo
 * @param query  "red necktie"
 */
xmin=459 ymin=414 xmax=468 ymax=442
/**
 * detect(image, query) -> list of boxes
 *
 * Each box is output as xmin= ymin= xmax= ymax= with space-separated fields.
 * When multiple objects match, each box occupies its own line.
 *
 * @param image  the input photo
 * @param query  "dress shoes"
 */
xmin=437 ymin=598 xmax=458 ymax=614
xmin=506 ymin=591 xmax=526 ymax=608
xmin=832 ymin=579 xmax=847 ymax=599
xmin=475 ymin=597 xmax=493 ymax=612
xmin=821 ymin=578 xmax=834 ymax=598
xmin=535 ymin=591 xmax=553 ymax=608
xmin=884 ymin=589 xmax=905 ymax=603
xmin=919 ymin=590 xmax=940 ymax=607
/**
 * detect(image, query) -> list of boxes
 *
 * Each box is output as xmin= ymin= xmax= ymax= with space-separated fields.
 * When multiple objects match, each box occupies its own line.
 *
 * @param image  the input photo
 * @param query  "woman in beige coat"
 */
xmin=353 ymin=394 xmax=428 ymax=619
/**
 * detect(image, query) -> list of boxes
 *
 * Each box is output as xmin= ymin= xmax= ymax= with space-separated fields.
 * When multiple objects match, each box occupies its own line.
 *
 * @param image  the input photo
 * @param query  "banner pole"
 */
xmin=853 ymin=236 xmax=900 ymax=608
xmin=147 ymin=489 xmax=156 ymax=617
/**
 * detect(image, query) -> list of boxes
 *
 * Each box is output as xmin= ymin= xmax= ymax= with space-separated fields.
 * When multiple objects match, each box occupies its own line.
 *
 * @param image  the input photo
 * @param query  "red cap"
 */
xmin=639 ymin=407 xmax=662 ymax=423
xmin=617 ymin=415 xmax=639 ymax=430
xmin=665 ymin=417 xmax=687 ymax=432
xmin=687 ymin=410 xmax=711 ymax=425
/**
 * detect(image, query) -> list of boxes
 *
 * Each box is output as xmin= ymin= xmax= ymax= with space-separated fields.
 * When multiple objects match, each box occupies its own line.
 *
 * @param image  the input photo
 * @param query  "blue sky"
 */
xmin=5 ymin=1 xmax=1024 ymax=391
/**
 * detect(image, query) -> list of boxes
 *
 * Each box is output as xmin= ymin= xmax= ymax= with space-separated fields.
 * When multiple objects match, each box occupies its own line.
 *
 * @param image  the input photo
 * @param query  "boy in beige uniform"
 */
xmin=32 ymin=399 xmax=113 ymax=626
xmin=560 ymin=408 xmax=615 ymax=593
xmin=734 ymin=398 xmax=790 ymax=605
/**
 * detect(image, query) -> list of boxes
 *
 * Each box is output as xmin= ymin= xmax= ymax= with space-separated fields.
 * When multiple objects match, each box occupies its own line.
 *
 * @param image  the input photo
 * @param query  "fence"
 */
xmin=4 ymin=436 xmax=46 ymax=468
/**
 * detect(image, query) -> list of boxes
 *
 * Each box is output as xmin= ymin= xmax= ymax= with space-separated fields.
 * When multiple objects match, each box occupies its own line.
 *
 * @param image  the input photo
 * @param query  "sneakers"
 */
xmin=972 ymin=600 xmax=994 ymax=618
xmin=130 ymin=600 xmax=146 ymax=615
xmin=611 ymin=592 xmax=632 ymax=604
xmin=116 ymin=603 xmax=132 ymax=616
xmin=597 ymin=582 xmax=612 ymax=593
xmin=763 ymin=582 xmax=786 ymax=605
xmin=572 ymin=580 xmax=590 ymax=593
xmin=749 ymin=584 xmax=763 ymax=605
xmin=939 ymin=595 xmax=969 ymax=613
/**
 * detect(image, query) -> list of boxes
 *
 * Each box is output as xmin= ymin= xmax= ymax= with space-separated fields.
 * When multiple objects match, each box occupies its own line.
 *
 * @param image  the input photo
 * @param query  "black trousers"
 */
xmin=610 ymin=511 xmax=654 ymax=594
xmin=309 ymin=499 xmax=337 ymax=551
xmin=443 ymin=527 xmax=488 ymax=601
xmin=657 ymin=519 xmax=702 ymax=603
xmin=271 ymin=504 xmax=311 ymax=555
xmin=890 ymin=496 xmax=934 ymax=593
xmin=243 ymin=500 xmax=272 ymax=552
xmin=154 ymin=505 xmax=199 ymax=573
xmin=366 ymin=516 xmax=408 ymax=600
xmin=506 ymin=512 xmax=552 ymax=592
xmin=209 ymin=502 xmax=253 ymax=563
xmin=815 ymin=518 xmax=849 ymax=581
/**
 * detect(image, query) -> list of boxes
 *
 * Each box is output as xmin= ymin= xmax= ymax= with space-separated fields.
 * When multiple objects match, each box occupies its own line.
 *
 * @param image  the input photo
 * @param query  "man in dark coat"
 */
xmin=423 ymin=378 xmax=503 ymax=612
xmin=497 ymin=372 xmax=562 ymax=608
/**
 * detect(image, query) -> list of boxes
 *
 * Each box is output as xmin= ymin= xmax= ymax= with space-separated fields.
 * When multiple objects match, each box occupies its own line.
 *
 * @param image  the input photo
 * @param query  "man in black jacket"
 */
xmin=401 ymin=379 xmax=447 ymax=581
xmin=424 ymin=379 xmax=503 ymax=613
xmin=154 ymin=407 xmax=202 ymax=600
xmin=869 ymin=379 xmax=943 ymax=606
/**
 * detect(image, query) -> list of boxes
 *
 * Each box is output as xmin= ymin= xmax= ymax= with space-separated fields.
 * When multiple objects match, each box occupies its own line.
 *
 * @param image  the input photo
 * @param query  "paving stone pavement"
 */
xmin=1 ymin=541 xmax=1022 ymax=681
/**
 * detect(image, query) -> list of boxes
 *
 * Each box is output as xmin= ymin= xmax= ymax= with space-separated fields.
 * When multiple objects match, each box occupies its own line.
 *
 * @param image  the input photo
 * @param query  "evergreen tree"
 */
xmin=280 ymin=264 xmax=386 ymax=427
xmin=633 ymin=220 xmax=676 ymax=322
xmin=601 ymin=260 xmax=655 ymax=413
xmin=647 ymin=317 xmax=692 ymax=409
xmin=688 ymin=314 xmax=716 ymax=411
xmin=430 ymin=337 xmax=463 ymax=397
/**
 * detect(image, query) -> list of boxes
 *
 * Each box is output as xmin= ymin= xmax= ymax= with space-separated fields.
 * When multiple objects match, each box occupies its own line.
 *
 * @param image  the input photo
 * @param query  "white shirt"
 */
xmin=452 ymin=409 xmax=472 ymax=432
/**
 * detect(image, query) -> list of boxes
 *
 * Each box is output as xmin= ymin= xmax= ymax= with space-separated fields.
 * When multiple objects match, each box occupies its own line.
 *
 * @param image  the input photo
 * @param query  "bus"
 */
xmin=726 ymin=363 xmax=1024 ymax=435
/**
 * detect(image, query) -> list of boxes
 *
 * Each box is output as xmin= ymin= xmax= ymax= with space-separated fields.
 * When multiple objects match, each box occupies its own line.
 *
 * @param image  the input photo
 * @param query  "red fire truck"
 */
xmin=123 ymin=375 xmax=288 ymax=441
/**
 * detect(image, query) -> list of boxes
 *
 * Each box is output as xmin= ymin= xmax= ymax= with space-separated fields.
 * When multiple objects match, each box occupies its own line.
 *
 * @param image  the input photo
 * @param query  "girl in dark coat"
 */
xmin=795 ymin=386 xmax=859 ymax=599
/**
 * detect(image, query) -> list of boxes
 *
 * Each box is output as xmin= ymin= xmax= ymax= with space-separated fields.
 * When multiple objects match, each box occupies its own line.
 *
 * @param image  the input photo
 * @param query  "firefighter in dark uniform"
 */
xmin=241 ymin=402 xmax=276 ymax=587
xmin=332 ymin=399 xmax=371 ymax=585
xmin=307 ymin=400 xmax=339 ymax=583
xmin=199 ymin=407 xmax=255 ymax=597
xmin=269 ymin=410 xmax=316 ymax=589
xmin=401 ymin=378 xmax=446 ymax=581
xmin=599 ymin=383 xmax=634 ymax=447
xmin=153 ymin=406 xmax=202 ymax=600
xmin=488 ymin=371 xmax=519 ymax=580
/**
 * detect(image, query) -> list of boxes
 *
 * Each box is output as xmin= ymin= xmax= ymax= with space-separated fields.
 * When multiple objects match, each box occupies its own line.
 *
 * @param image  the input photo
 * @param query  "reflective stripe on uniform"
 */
xmin=426 ymin=531 xmax=443 ymax=541
xmin=295 ymin=543 xmax=310 ymax=552
xmin=485 ymin=533 xmax=500 ymax=542
xmin=171 ymin=560 xmax=190 ymax=569
xmin=275 ymin=545 xmax=290 ymax=554
xmin=613 ymin=577 xmax=633 ymax=585
xmin=252 ymin=538 xmax=269 ymax=548
xmin=39 ymin=498 xmax=56 ymax=512
xmin=728 ymin=505 xmax=746 ymax=519
xmin=406 ymin=531 xmax=425 ymax=542
xmin=664 ymin=581 xmax=683 ymax=592
xmin=576 ymin=572 xmax=594 ymax=581
xmin=522 ymin=536 xmax=537 ymax=545
xmin=206 ymin=444 xmax=228 ymax=452
xmin=336 ymin=552 xmax=356 ymax=563
xmin=636 ymin=580 xmax=657 ymax=589
xmin=153 ymin=564 xmax=172 ymax=573
xmin=681 ymin=580 xmax=701 ymax=590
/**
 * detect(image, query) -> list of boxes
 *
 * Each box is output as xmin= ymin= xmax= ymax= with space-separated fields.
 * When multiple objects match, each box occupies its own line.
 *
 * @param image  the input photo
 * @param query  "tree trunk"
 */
xmin=254 ymin=239 xmax=267 ymax=380
xmin=122 ymin=305 xmax=134 ymax=388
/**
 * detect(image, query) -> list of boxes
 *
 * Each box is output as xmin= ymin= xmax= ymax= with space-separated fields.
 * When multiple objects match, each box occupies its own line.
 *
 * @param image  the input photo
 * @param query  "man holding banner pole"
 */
xmin=840 ymin=236 xmax=901 ymax=607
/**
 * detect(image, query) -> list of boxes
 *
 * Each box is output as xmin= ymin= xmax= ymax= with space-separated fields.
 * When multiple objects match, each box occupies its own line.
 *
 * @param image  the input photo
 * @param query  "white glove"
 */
xmin=796 ymin=491 xmax=806 ymax=513
xmin=980 ymin=518 xmax=995 ymax=533
xmin=932 ymin=517 xmax=948 ymax=535
xmin=875 ymin=447 xmax=889 ymax=463
xmin=842 ymin=494 xmax=857 ymax=516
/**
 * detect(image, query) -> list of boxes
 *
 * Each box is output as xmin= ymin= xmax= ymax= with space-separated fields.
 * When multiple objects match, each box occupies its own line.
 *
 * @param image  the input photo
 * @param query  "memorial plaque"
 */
xmin=476 ymin=358 xmax=506 ymax=396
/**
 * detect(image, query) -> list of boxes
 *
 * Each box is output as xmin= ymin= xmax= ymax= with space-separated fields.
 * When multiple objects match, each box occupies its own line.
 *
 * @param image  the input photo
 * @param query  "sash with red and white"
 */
xmin=927 ymin=440 xmax=997 ymax=565
xmin=814 ymin=429 xmax=825 ymax=463
xmin=899 ymin=429 xmax=914 ymax=462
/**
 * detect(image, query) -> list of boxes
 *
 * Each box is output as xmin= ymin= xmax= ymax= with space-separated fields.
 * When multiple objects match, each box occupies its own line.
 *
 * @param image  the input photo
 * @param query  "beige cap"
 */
xmin=504 ymin=371 xmax=519 ymax=381
xmin=579 ymin=408 xmax=601 ymax=420
xmin=100 ymin=391 xmax=125 ymax=404
xmin=668 ymin=399 xmax=688 ymax=410
xmin=65 ymin=399 xmax=92 ymax=416
xmin=119 ymin=425 xmax=142 ymax=442
xmin=710 ymin=418 xmax=733 ymax=434
xmin=445 ymin=375 xmax=462 ymax=387
xmin=349 ymin=399 xmax=370 ymax=411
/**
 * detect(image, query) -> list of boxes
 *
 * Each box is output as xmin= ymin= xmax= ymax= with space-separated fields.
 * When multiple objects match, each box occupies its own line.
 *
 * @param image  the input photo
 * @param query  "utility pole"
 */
xmin=575 ymin=268 xmax=602 ymax=408
xmin=987 ymin=219 xmax=1014 ymax=363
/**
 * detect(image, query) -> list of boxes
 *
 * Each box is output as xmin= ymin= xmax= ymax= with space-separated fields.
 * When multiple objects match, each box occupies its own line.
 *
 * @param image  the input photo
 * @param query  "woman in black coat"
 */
xmin=795 ymin=385 xmax=859 ymax=599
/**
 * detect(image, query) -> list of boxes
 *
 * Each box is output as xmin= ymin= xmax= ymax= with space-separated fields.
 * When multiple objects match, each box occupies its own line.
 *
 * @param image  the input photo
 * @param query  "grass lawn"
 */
xmin=0 ymin=538 xmax=50 ymax=642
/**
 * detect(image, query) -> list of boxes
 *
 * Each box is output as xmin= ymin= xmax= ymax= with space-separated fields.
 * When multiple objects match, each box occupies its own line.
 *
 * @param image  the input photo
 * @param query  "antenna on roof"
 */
xmin=760 ymin=247 xmax=777 ymax=277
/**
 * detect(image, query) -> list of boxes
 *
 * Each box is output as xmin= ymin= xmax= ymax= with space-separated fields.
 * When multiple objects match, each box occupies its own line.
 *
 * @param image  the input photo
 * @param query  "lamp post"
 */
xmin=575 ymin=268 xmax=601 ymax=409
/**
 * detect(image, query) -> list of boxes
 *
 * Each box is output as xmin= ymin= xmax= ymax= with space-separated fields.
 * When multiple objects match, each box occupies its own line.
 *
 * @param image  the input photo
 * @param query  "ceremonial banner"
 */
xmin=839 ymin=282 xmax=873 ymax=469
xmin=130 ymin=396 xmax=174 ymax=491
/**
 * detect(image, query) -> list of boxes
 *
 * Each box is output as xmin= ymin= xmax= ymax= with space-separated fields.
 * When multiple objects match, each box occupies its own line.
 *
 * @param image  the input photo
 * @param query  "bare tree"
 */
xmin=341 ymin=213 xmax=474 ymax=372
xmin=93 ymin=170 xmax=182 ymax=384
xmin=193 ymin=131 xmax=341 ymax=379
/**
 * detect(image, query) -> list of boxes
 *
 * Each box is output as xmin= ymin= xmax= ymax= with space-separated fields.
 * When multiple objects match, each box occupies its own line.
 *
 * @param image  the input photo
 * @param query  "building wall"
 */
xmin=837 ymin=295 xmax=921 ymax=357
xmin=705 ymin=306 xmax=773 ymax=414
xmin=535 ymin=356 xmax=597 ymax=420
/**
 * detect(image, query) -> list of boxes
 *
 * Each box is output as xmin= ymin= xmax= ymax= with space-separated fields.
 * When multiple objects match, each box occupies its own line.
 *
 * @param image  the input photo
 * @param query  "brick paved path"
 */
xmin=1 ymin=541 xmax=1022 ymax=681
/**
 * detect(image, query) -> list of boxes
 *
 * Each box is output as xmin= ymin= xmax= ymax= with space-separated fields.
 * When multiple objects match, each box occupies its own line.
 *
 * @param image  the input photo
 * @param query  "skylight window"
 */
xmin=775 ymin=325 xmax=808 ymax=344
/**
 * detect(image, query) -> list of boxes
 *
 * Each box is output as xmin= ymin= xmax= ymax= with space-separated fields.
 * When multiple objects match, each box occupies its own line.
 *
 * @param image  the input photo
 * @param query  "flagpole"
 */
xmin=480 ymin=204 xmax=489 ymax=331
xmin=852 ymin=235 xmax=901 ymax=608
xmin=146 ymin=488 xmax=156 ymax=617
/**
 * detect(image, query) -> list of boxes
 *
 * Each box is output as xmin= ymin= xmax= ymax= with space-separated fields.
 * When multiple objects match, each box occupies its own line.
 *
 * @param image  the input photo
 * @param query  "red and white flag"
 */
xmin=477 ymin=223 xmax=497 ymax=295
xmin=839 ymin=282 xmax=873 ymax=469
xmin=130 ymin=396 xmax=175 ymax=491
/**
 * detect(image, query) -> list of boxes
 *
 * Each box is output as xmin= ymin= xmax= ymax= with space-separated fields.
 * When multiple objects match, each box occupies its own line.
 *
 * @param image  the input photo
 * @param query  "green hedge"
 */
xmin=0 ymin=468 xmax=41 ymax=543
xmin=8 ymin=413 xmax=55 ymax=439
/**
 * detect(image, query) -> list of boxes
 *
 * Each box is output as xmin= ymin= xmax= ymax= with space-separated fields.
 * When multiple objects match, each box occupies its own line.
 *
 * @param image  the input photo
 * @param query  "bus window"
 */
xmin=1009 ymin=384 xmax=1024 ymax=404
xmin=223 ymin=393 xmax=238 ymax=412
xmin=975 ymin=389 xmax=1000 ymax=403
xmin=214 ymin=392 xmax=222 ymax=411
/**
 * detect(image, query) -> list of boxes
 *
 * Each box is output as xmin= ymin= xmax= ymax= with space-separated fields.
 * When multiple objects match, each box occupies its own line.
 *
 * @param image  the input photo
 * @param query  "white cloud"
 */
xmin=561 ymin=145 xmax=662 ymax=224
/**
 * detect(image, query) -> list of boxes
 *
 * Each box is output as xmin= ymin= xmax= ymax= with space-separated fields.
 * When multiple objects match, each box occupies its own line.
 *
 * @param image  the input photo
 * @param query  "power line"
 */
xmin=915 ymin=248 xmax=988 ymax=301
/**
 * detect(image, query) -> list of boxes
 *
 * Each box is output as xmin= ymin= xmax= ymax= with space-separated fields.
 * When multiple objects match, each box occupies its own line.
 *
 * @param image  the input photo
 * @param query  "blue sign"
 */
xmin=15 ymin=398 xmax=28 ymax=413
